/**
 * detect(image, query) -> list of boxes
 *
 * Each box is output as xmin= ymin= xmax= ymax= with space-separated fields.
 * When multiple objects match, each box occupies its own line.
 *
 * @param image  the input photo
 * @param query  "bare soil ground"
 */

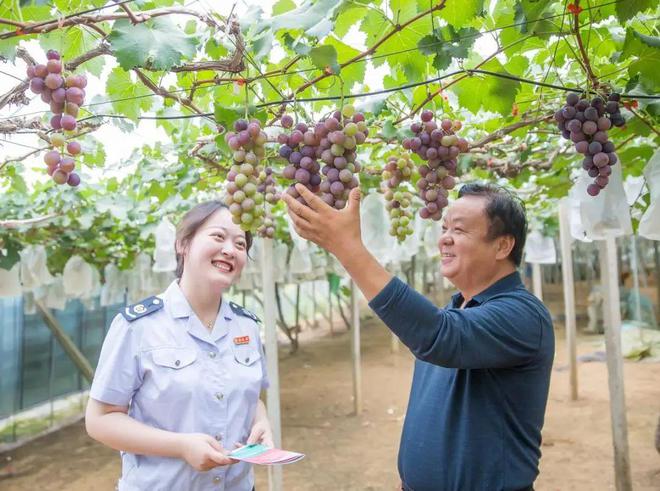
xmin=2 ymin=284 xmax=659 ymax=490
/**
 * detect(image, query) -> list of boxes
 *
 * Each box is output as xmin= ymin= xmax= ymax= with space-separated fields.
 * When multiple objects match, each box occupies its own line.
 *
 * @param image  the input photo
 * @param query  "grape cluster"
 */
xmin=27 ymin=49 xmax=86 ymax=186
xmin=318 ymin=105 xmax=364 ymax=209
xmin=256 ymin=167 xmax=278 ymax=239
xmin=278 ymin=118 xmax=323 ymax=202
xmin=224 ymin=119 xmax=268 ymax=231
xmin=403 ymin=110 xmax=468 ymax=220
xmin=278 ymin=106 xmax=364 ymax=209
xmin=382 ymin=153 xmax=415 ymax=242
xmin=555 ymin=93 xmax=624 ymax=196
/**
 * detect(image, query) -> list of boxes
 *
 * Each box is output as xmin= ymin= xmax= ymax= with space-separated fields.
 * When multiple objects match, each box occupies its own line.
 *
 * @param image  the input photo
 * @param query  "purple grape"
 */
xmin=587 ymin=183 xmax=601 ymax=196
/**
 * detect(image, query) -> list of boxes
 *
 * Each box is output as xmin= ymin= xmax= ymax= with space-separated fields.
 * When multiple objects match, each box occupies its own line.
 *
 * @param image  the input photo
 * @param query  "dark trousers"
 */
xmin=402 ymin=484 xmax=533 ymax=491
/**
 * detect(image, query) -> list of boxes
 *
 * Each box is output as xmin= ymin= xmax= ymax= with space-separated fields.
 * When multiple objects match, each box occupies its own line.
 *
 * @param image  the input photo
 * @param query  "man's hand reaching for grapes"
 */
xmin=282 ymin=183 xmax=362 ymax=259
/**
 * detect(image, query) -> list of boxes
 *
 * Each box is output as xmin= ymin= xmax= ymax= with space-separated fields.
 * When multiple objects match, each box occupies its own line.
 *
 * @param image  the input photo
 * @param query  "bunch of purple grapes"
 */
xmin=224 ymin=119 xmax=268 ymax=231
xmin=317 ymin=105 xmax=364 ymax=209
xmin=382 ymin=152 xmax=415 ymax=242
xmin=554 ymin=93 xmax=624 ymax=196
xmin=27 ymin=49 xmax=86 ymax=186
xmin=402 ymin=110 xmax=468 ymax=220
xmin=278 ymin=115 xmax=323 ymax=203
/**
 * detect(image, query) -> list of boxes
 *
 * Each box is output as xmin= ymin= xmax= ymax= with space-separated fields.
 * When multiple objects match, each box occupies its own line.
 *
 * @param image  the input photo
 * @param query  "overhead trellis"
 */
xmin=0 ymin=0 xmax=658 ymax=271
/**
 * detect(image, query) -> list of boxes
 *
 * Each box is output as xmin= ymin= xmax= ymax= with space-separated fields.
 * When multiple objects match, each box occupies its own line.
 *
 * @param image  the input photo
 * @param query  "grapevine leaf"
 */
xmin=616 ymin=0 xmax=655 ymax=23
xmin=309 ymin=45 xmax=339 ymax=73
xmin=108 ymin=18 xmax=198 ymax=71
xmin=439 ymin=0 xmax=485 ymax=27
xmin=417 ymin=27 xmax=479 ymax=71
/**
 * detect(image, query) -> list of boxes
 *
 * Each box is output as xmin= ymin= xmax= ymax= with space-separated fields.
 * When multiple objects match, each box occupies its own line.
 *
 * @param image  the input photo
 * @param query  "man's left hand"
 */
xmin=282 ymin=183 xmax=362 ymax=259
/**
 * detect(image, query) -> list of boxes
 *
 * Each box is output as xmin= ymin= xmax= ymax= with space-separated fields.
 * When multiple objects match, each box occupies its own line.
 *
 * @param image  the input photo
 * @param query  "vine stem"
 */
xmin=572 ymin=0 xmax=599 ymax=89
xmin=398 ymin=34 xmax=533 ymax=124
xmin=291 ymin=0 xmax=447 ymax=97
xmin=0 ymin=214 xmax=59 ymax=229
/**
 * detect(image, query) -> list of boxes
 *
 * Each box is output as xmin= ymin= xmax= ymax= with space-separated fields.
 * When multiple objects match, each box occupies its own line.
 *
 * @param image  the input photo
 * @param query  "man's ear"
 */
xmin=495 ymin=234 xmax=515 ymax=261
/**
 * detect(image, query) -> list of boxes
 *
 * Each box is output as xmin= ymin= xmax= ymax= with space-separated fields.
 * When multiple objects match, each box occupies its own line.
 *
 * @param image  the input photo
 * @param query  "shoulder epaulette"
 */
xmin=229 ymin=301 xmax=261 ymax=323
xmin=121 ymin=296 xmax=164 ymax=322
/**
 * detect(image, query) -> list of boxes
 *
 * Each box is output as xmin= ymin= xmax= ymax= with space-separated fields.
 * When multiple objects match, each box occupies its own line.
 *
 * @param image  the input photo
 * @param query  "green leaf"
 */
xmin=334 ymin=6 xmax=366 ymax=38
xmin=417 ymin=27 xmax=479 ymax=71
xmin=622 ymin=29 xmax=660 ymax=91
xmin=515 ymin=0 xmax=552 ymax=35
xmin=439 ymin=0 xmax=484 ymax=27
xmin=616 ymin=0 xmax=654 ymax=23
xmin=308 ymin=45 xmax=339 ymax=72
xmin=389 ymin=0 xmax=417 ymax=23
xmin=108 ymin=18 xmax=198 ymax=71
xmin=256 ymin=0 xmax=343 ymax=37
xmin=0 ymin=238 xmax=21 ymax=270
xmin=272 ymin=0 xmax=296 ymax=15
xmin=105 ymin=67 xmax=153 ymax=122
xmin=452 ymin=59 xmax=520 ymax=116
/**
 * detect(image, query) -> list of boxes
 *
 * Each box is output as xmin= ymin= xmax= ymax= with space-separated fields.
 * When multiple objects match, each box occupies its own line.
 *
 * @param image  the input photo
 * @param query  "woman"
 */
xmin=86 ymin=201 xmax=272 ymax=491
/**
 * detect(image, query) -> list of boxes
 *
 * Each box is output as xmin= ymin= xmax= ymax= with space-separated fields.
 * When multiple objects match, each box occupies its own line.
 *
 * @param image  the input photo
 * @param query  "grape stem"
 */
xmin=469 ymin=114 xmax=555 ymax=149
xmin=572 ymin=0 xmax=599 ymax=89
xmin=0 ymin=214 xmax=59 ymax=229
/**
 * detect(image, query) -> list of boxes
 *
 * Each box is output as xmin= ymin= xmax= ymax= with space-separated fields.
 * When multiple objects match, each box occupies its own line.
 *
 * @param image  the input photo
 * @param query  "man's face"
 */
xmin=439 ymin=196 xmax=502 ymax=287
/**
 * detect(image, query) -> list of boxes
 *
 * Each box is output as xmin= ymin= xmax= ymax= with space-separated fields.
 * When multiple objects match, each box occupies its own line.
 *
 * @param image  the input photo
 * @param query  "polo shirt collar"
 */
xmin=451 ymin=271 xmax=523 ymax=308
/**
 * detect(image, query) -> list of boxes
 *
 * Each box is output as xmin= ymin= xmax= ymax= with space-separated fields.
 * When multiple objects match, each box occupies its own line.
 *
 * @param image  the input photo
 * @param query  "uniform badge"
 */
xmin=234 ymin=336 xmax=250 ymax=345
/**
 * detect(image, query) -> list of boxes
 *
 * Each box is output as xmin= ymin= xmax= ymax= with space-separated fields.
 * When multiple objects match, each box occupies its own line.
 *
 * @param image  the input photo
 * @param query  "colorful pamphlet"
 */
xmin=229 ymin=444 xmax=305 ymax=465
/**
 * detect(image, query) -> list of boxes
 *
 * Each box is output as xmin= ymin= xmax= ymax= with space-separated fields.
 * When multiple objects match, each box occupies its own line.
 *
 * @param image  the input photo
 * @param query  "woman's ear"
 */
xmin=175 ymin=238 xmax=186 ymax=257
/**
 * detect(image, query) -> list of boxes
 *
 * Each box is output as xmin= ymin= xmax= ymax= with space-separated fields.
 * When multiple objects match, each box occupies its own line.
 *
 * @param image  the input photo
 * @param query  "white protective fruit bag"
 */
xmin=0 ymin=264 xmax=21 ymax=297
xmin=44 ymin=275 xmax=67 ymax=310
xmin=423 ymin=220 xmax=442 ymax=259
xmin=639 ymin=149 xmax=660 ymax=240
xmin=524 ymin=230 xmax=557 ymax=264
xmin=360 ymin=192 xmax=397 ymax=263
xmin=100 ymin=263 xmax=128 ymax=306
xmin=286 ymin=215 xmax=313 ymax=278
xmin=153 ymin=217 xmax=177 ymax=272
xmin=62 ymin=256 xmax=96 ymax=298
xmin=20 ymin=245 xmax=54 ymax=290
xmin=579 ymin=162 xmax=632 ymax=239
xmin=566 ymin=175 xmax=592 ymax=242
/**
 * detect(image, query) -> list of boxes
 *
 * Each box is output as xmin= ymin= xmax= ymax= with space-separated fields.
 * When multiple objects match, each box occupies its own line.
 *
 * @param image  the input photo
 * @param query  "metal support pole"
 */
xmin=261 ymin=239 xmax=282 ymax=491
xmin=558 ymin=200 xmax=578 ymax=400
xmin=350 ymin=280 xmax=362 ymax=415
xmin=599 ymin=237 xmax=632 ymax=491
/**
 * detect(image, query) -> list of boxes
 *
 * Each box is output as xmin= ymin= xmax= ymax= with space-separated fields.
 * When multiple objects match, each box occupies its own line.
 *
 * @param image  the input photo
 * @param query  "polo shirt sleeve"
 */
xmin=368 ymin=277 xmax=545 ymax=369
xmin=89 ymin=314 xmax=143 ymax=406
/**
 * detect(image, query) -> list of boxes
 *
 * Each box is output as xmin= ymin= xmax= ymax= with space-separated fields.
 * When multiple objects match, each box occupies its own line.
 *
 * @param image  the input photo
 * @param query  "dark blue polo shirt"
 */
xmin=369 ymin=272 xmax=554 ymax=491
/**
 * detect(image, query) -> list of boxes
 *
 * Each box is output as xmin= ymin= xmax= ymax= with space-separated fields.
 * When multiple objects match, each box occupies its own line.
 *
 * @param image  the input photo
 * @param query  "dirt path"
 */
xmin=2 ymin=313 xmax=659 ymax=490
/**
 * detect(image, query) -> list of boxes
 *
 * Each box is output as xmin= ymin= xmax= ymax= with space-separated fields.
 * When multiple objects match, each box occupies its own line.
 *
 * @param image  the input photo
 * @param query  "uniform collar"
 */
xmin=164 ymin=280 xmax=193 ymax=318
xmin=451 ymin=271 xmax=522 ymax=308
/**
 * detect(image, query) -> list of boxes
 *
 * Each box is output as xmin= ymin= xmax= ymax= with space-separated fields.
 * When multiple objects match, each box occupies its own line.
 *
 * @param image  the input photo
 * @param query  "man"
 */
xmin=283 ymin=182 xmax=554 ymax=491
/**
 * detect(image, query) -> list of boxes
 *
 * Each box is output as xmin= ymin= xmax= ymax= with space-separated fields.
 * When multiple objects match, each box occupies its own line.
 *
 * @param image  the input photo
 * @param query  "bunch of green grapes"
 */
xmin=224 ymin=119 xmax=268 ymax=231
xmin=382 ymin=152 xmax=415 ymax=242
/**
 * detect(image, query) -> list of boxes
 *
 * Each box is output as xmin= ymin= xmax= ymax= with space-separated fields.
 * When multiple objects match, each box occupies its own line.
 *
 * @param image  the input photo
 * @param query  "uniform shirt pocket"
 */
xmin=232 ymin=345 xmax=261 ymax=366
xmin=152 ymin=347 xmax=197 ymax=369
xmin=141 ymin=347 xmax=198 ymax=402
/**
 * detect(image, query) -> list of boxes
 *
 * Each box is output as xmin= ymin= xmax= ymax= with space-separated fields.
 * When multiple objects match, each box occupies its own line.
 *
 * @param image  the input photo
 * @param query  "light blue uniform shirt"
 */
xmin=90 ymin=281 xmax=269 ymax=491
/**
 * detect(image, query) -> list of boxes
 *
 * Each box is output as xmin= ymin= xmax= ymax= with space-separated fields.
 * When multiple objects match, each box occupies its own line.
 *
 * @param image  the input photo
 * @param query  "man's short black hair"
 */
xmin=457 ymin=182 xmax=527 ymax=266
